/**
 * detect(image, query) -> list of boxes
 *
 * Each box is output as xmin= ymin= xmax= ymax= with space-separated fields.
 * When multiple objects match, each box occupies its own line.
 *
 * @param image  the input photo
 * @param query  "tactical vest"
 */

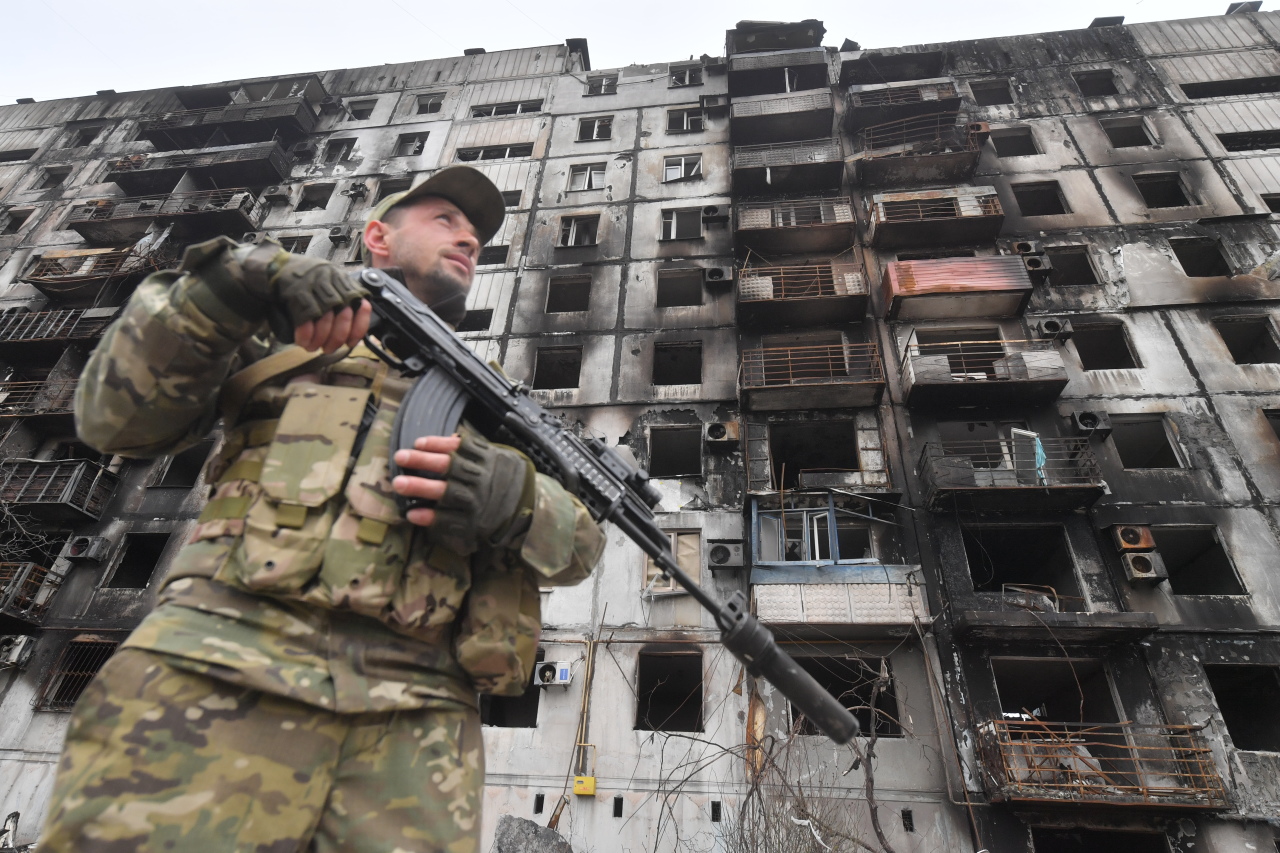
xmin=179 ymin=344 xmax=540 ymax=696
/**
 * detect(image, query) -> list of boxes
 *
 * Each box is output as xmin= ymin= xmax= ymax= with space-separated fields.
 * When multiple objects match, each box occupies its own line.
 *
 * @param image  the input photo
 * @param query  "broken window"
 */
xmin=937 ymin=419 xmax=1030 ymax=471
xmin=669 ymin=66 xmax=704 ymax=88
xmin=1203 ymin=665 xmax=1280 ymax=751
xmin=1031 ymin=828 xmax=1171 ymax=853
xmin=790 ymin=657 xmax=901 ymax=738
xmin=346 ymin=99 xmax=376 ymax=120
xmin=155 ymin=440 xmax=213 ymax=488
xmin=1263 ymin=194 xmax=1280 ymax=213
xmin=470 ymin=99 xmax=542 ymax=117
xmin=648 ymin=427 xmax=702 ymax=477
xmin=656 ymin=269 xmax=703 ymax=307
xmin=635 ymin=652 xmax=702 ymax=731
xmin=645 ymin=531 xmax=700 ymax=593
xmin=531 ymin=346 xmax=582 ymax=389
xmin=108 ymin=533 xmax=170 ymax=589
xmin=394 ymin=133 xmax=430 ymax=157
xmin=1110 ymin=416 xmax=1181 ymax=469
xmin=667 ymin=108 xmax=705 ymax=133
xmin=757 ymin=507 xmax=874 ymax=563
xmin=278 ymin=236 xmax=312 ymax=254
xmin=970 ymin=79 xmax=1014 ymax=106
xmin=0 ymin=148 xmax=37 ymax=163
xmin=1213 ymin=317 xmax=1280 ymax=364
xmin=1012 ymin=181 xmax=1070 ymax=216
xmin=376 ymin=177 xmax=412 ymax=201
xmin=39 ymin=167 xmax=71 ymax=190
xmin=456 ymin=309 xmax=493 ymax=333
xmin=559 ymin=215 xmax=599 ymax=247
xmin=962 ymin=526 xmax=1083 ymax=610
xmin=1169 ymin=238 xmax=1232 ymax=277
xmin=766 ymin=420 xmax=860 ymax=491
xmin=1182 ymin=76 xmax=1280 ymax=99
xmin=415 ymin=92 xmax=445 ymax=114
xmin=1 ymin=208 xmax=32 ymax=235
xmin=1218 ymin=129 xmax=1280 ymax=152
xmin=568 ymin=162 xmax=606 ymax=191
xmin=477 ymin=245 xmax=509 ymax=266
xmin=1073 ymin=69 xmax=1121 ymax=97
xmin=1100 ymin=117 xmax=1152 ymax=148
xmin=324 ymin=138 xmax=355 ymax=163
xmin=1072 ymin=324 xmax=1137 ymax=370
xmin=1044 ymin=247 xmax=1099 ymax=286
xmin=991 ymin=657 xmax=1119 ymax=723
xmin=660 ymin=209 xmax=703 ymax=241
xmin=456 ymin=144 xmax=533 ymax=161
xmin=577 ymin=117 xmax=613 ymax=141
xmin=586 ymin=74 xmax=618 ymax=96
xmin=500 ymin=190 xmax=522 ymax=208
xmin=545 ymin=275 xmax=591 ymax=313
xmin=652 ymin=342 xmax=702 ymax=385
xmin=296 ymin=183 xmax=335 ymax=212
xmin=990 ymin=127 xmax=1039 ymax=157
xmin=35 ymin=638 xmax=118 ymax=711
xmin=480 ymin=650 xmax=543 ymax=728
xmin=64 ymin=126 xmax=103 ymax=147
xmin=1133 ymin=173 xmax=1191 ymax=208
xmin=1152 ymin=527 xmax=1247 ymax=595
xmin=662 ymin=155 xmax=702 ymax=182
xmin=914 ymin=328 xmax=1004 ymax=381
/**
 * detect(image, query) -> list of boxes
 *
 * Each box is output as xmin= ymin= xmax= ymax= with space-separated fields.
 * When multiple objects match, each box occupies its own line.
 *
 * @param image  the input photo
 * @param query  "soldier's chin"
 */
xmin=406 ymin=268 xmax=469 ymax=327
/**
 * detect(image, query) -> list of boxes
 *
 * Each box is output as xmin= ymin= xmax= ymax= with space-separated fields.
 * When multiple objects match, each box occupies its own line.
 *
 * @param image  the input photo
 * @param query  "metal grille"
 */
xmin=0 ymin=563 xmax=62 ymax=623
xmin=738 ymin=262 xmax=865 ymax=301
xmin=980 ymin=720 xmax=1228 ymax=808
xmin=67 ymin=187 xmax=262 ymax=224
xmin=919 ymin=437 xmax=1102 ymax=488
xmin=0 ymin=379 xmax=78 ymax=418
xmin=733 ymin=138 xmax=842 ymax=170
xmin=731 ymin=91 xmax=833 ymax=118
xmin=741 ymin=343 xmax=883 ymax=388
xmin=0 ymin=460 xmax=119 ymax=519
xmin=878 ymin=193 xmax=1002 ymax=223
xmin=736 ymin=196 xmax=854 ymax=229
xmin=849 ymin=82 xmax=959 ymax=108
xmin=860 ymin=112 xmax=979 ymax=157
xmin=108 ymin=141 xmax=287 ymax=173
xmin=36 ymin=639 xmax=118 ymax=711
xmin=903 ymin=339 xmax=1062 ymax=383
xmin=0 ymin=309 xmax=112 ymax=343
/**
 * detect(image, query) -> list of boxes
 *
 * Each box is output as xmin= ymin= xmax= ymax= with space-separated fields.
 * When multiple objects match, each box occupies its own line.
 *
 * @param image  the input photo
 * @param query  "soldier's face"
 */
xmin=374 ymin=197 xmax=480 ymax=322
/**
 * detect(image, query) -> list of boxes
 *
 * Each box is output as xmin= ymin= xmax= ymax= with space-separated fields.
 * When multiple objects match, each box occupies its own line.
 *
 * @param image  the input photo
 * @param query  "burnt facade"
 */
xmin=2 ymin=8 xmax=1280 ymax=852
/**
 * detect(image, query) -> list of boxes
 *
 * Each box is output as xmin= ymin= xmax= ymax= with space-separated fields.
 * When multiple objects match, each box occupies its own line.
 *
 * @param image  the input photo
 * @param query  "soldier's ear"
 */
xmin=364 ymin=220 xmax=393 ymax=263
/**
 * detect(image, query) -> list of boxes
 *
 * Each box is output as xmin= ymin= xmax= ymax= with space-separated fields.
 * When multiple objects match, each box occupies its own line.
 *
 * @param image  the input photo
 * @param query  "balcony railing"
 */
xmin=732 ymin=90 xmax=833 ymax=119
xmin=878 ymin=193 xmax=1002 ymax=223
xmin=21 ymin=248 xmax=169 ymax=304
xmin=902 ymin=339 xmax=1068 ymax=404
xmin=730 ymin=48 xmax=827 ymax=72
xmin=849 ymin=81 xmax=959 ymax=109
xmin=0 ymin=309 xmax=114 ymax=344
xmin=737 ymin=197 xmax=854 ymax=230
xmin=67 ymin=188 xmax=263 ymax=227
xmin=733 ymin=138 xmax=842 ymax=170
xmin=107 ymin=141 xmax=287 ymax=174
xmin=0 ymin=460 xmax=118 ymax=521
xmin=741 ymin=343 xmax=883 ymax=387
xmin=0 ymin=380 xmax=77 ymax=418
xmin=979 ymin=719 xmax=1228 ymax=809
xmin=860 ymin=112 xmax=986 ymax=159
xmin=0 ymin=562 xmax=63 ymax=625
xmin=918 ymin=437 xmax=1105 ymax=511
xmin=138 ymin=96 xmax=316 ymax=132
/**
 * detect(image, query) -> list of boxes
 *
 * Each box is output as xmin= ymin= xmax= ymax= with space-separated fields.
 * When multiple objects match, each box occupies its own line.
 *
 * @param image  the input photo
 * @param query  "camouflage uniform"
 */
xmin=41 ymin=246 xmax=605 ymax=852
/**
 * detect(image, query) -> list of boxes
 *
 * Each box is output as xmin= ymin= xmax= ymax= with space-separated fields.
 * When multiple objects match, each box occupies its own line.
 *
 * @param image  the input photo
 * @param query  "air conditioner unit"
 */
xmin=703 ymin=421 xmax=740 ymax=446
xmin=702 ymin=205 xmax=730 ymax=226
xmin=703 ymin=266 xmax=734 ymax=287
xmin=262 ymin=185 xmax=289 ymax=203
xmin=1035 ymin=318 xmax=1073 ymax=340
xmin=1023 ymin=254 xmax=1053 ymax=282
xmin=328 ymin=226 xmax=353 ymax=244
xmin=62 ymin=535 xmax=109 ymax=562
xmin=318 ymin=95 xmax=343 ymax=112
xmin=536 ymin=661 xmax=572 ymax=687
xmin=341 ymin=182 xmax=368 ymax=200
xmin=999 ymin=238 xmax=1044 ymax=256
xmin=967 ymin=121 xmax=991 ymax=144
xmin=700 ymin=93 xmax=730 ymax=113
xmin=1111 ymin=524 xmax=1156 ymax=552
xmin=0 ymin=635 xmax=36 ymax=670
xmin=1072 ymin=410 xmax=1112 ymax=438
xmin=1122 ymin=551 xmax=1168 ymax=585
xmin=707 ymin=539 xmax=745 ymax=569
xmin=241 ymin=231 xmax=263 ymax=243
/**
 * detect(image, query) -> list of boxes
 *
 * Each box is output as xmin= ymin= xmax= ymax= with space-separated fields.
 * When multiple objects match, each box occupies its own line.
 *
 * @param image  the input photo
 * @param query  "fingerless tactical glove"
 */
xmin=431 ymin=430 xmax=537 ymax=556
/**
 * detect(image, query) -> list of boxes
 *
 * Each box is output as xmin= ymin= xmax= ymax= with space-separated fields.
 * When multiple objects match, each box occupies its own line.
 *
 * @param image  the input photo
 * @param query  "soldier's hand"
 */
xmin=294 ymin=298 xmax=373 ymax=353
xmin=269 ymin=253 xmax=368 ymax=333
xmin=392 ymin=435 xmax=462 ymax=527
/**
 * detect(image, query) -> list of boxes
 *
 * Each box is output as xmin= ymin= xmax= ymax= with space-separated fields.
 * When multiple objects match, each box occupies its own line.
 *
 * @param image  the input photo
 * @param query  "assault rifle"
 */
xmin=358 ymin=267 xmax=860 ymax=744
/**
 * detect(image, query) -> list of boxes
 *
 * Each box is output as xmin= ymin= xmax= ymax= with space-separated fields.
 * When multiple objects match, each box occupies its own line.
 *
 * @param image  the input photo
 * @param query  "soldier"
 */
xmin=40 ymin=166 xmax=605 ymax=853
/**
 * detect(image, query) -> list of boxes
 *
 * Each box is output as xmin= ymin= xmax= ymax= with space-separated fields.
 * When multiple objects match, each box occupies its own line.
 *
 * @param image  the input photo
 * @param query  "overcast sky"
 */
xmin=0 ymin=0 xmax=1262 ymax=106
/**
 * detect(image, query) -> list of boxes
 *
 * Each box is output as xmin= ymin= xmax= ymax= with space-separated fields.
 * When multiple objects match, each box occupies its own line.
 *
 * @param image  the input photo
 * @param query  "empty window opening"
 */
xmin=471 ymin=99 xmax=542 ymax=117
xmin=1151 ymin=527 xmax=1246 ymax=595
xmin=670 ymin=66 xmax=703 ymax=87
xmin=278 ymin=236 xmax=312 ymax=254
xmin=970 ymin=79 xmax=1014 ymax=106
xmin=40 ymin=168 xmax=71 ymax=190
xmin=711 ymin=801 xmax=722 ymax=823
xmin=914 ymin=328 xmax=1004 ymax=381
xmin=901 ymin=810 xmax=915 ymax=833
xmin=546 ymin=276 xmax=591 ymax=313
xmin=1111 ymin=417 xmax=1180 ymax=469
xmin=500 ymin=190 xmax=522 ymax=208
xmin=790 ymin=657 xmax=901 ymax=738
xmin=635 ymin=652 xmax=702 ymax=731
xmin=1012 ymin=182 xmax=1070 ymax=216
xmin=36 ymin=639 xmax=117 ymax=711
xmin=1133 ymin=173 xmax=1191 ymax=208
xmin=531 ymin=347 xmax=582 ymax=389
xmin=652 ymin=342 xmax=702 ymax=385
xmin=648 ymin=427 xmax=702 ymax=477
xmin=586 ymin=75 xmax=618 ymax=96
xmin=645 ymin=530 xmax=700 ymax=593
xmin=480 ymin=649 xmax=543 ymax=728
xmin=456 ymin=144 xmax=533 ymax=161
xmin=1262 ymin=194 xmax=1280 ymax=213
xmin=416 ymin=93 xmax=444 ymax=114
xmin=663 ymin=154 xmax=703 ymax=182
xmin=477 ymin=245 xmax=509 ymax=266
xmin=612 ymin=797 xmax=624 ymax=818
xmin=667 ymin=108 xmax=705 ymax=133
xmin=156 ymin=441 xmax=213 ymax=488
xmin=757 ymin=506 xmax=874 ymax=563
xmin=394 ymin=133 xmax=429 ymax=157
xmin=346 ymin=99 xmax=376 ymax=120
xmin=991 ymin=657 xmax=1118 ymax=723
xmin=65 ymin=126 xmax=103 ymax=147
xmin=1217 ymin=129 xmax=1280 ymax=151
xmin=1074 ymin=69 xmax=1120 ymax=97
xmin=1182 ymin=76 xmax=1280 ymax=99
xmin=324 ymin=139 xmax=355 ymax=163
xmin=991 ymin=127 xmax=1039 ymax=157
xmin=296 ymin=184 xmax=335 ymax=212
xmin=1072 ymin=324 xmax=1137 ymax=370
xmin=1169 ymin=239 xmax=1232 ymax=277
xmin=843 ymin=52 xmax=945 ymax=85
xmin=559 ymin=215 xmax=599 ymax=247
xmin=1100 ymin=117 xmax=1152 ymax=148
xmin=2 ymin=208 xmax=32 ymax=235
xmin=577 ymin=117 xmax=613 ymax=141
xmin=568 ymin=162 xmax=606 ymax=191
xmin=962 ymin=526 xmax=1083 ymax=610
xmin=1213 ymin=317 xmax=1280 ymax=364
xmin=1031 ymin=827 xmax=1171 ymax=853
xmin=456 ymin=309 xmax=493 ymax=333
xmin=376 ymin=177 xmax=412 ymax=202
xmin=0 ymin=148 xmax=37 ymax=163
xmin=661 ymin=209 xmax=703 ymax=241
xmin=937 ymin=419 xmax=1030 ymax=471
xmin=1265 ymin=409 xmax=1280 ymax=444
xmin=1045 ymin=247 xmax=1099 ymax=286
xmin=1203 ymin=665 xmax=1280 ymax=751
xmin=533 ymin=794 xmax=545 ymax=814
xmin=656 ymin=269 xmax=703 ymax=307
xmin=109 ymin=533 xmax=170 ymax=589
xmin=768 ymin=420 xmax=859 ymax=490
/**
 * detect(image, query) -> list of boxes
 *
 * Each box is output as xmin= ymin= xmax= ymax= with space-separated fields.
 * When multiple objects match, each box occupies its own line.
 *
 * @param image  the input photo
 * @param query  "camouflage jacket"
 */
xmin=75 ymin=249 xmax=606 ymax=713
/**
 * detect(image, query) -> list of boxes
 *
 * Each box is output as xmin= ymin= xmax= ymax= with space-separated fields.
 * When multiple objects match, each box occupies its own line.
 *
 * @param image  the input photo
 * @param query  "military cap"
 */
xmin=362 ymin=165 xmax=505 ymax=263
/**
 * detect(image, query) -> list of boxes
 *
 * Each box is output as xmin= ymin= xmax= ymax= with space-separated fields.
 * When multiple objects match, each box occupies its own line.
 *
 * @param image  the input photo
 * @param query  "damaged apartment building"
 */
xmin=3 ymin=4 xmax=1280 ymax=851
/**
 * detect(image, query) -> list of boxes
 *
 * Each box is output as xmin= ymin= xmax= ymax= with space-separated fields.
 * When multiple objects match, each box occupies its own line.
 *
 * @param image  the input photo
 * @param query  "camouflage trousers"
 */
xmin=40 ymin=648 xmax=484 ymax=853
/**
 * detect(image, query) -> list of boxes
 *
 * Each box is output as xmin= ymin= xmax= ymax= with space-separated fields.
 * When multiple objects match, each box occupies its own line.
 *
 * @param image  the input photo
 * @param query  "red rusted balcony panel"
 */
xmin=882 ymin=256 xmax=1033 ymax=321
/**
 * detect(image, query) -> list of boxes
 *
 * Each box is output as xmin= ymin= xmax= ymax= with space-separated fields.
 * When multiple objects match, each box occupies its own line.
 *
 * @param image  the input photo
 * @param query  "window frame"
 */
xmin=662 ymin=154 xmax=703 ymax=183
xmin=456 ymin=143 xmax=534 ymax=162
xmin=470 ymin=99 xmax=543 ymax=118
xmin=667 ymin=108 xmax=705 ymax=134
xmin=669 ymin=65 xmax=705 ymax=88
xmin=644 ymin=530 xmax=700 ymax=594
xmin=392 ymin=132 xmax=430 ymax=157
xmin=660 ymin=208 xmax=704 ymax=241
xmin=568 ymin=162 xmax=607 ymax=191
xmin=345 ymin=99 xmax=377 ymax=121
xmin=415 ymin=92 xmax=445 ymax=115
xmin=576 ymin=116 xmax=614 ymax=142
xmin=585 ymin=74 xmax=619 ymax=96
xmin=558 ymin=214 xmax=600 ymax=247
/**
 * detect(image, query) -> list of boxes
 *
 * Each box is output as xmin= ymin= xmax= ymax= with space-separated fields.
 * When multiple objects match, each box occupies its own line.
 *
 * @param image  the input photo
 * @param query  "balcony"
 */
xmin=735 ymin=196 xmax=855 ymax=253
xmin=727 ymin=21 xmax=824 ymax=57
xmin=740 ymin=342 xmax=884 ymax=410
xmin=978 ymin=720 xmax=1228 ymax=810
xmin=852 ymin=114 xmax=989 ymax=187
xmin=881 ymin=256 xmax=1033 ymax=321
xmin=67 ymin=188 xmax=265 ymax=244
xmin=901 ymin=338 xmax=1068 ymax=407
xmin=0 ymin=563 xmax=63 ymax=627
xmin=845 ymin=79 xmax=962 ymax=129
xmin=105 ymin=141 xmax=290 ymax=195
xmin=753 ymin=564 xmax=924 ymax=639
xmin=137 ymin=96 xmax=317 ymax=150
xmin=738 ymin=262 xmax=868 ymax=328
xmin=0 ymin=460 xmax=118 ymax=522
xmin=728 ymin=48 xmax=829 ymax=98
xmin=867 ymin=186 xmax=1004 ymax=249
xmin=732 ymin=138 xmax=843 ymax=194
xmin=918 ymin=437 xmax=1105 ymax=512
xmin=0 ymin=379 xmax=77 ymax=425
xmin=0 ymin=308 xmax=115 ymax=362
xmin=730 ymin=90 xmax=835 ymax=145
xmin=20 ymin=248 xmax=170 ymax=306
xmin=955 ymin=596 xmax=1159 ymax=644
